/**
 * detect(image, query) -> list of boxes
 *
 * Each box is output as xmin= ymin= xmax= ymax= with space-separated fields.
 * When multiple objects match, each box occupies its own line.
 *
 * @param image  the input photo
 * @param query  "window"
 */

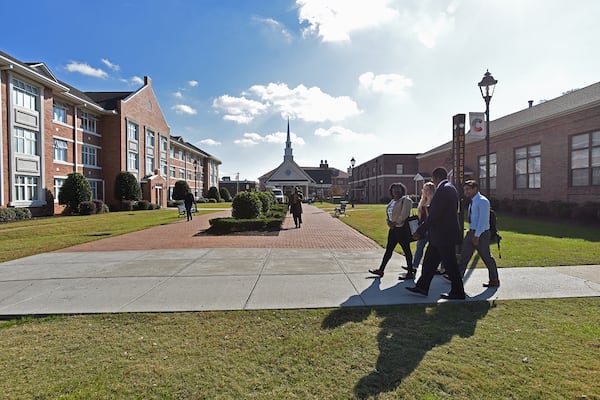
xmin=179 ymin=168 xmax=185 ymax=179
xmin=145 ymin=156 xmax=155 ymax=175
xmin=571 ymin=131 xmax=600 ymax=186
xmin=170 ymin=147 xmax=175 ymax=157
xmin=88 ymin=180 xmax=98 ymax=200
xmin=515 ymin=144 xmax=541 ymax=189
xmin=53 ymin=139 xmax=68 ymax=161
xmin=82 ymin=145 xmax=97 ymax=166
xmin=14 ymin=127 xmax=38 ymax=155
xmin=478 ymin=153 xmax=497 ymax=190
xmin=161 ymin=160 xmax=168 ymax=177
xmin=54 ymin=178 xmax=65 ymax=202
xmin=53 ymin=101 xmax=67 ymax=123
xmin=170 ymin=166 xmax=176 ymax=177
xmin=15 ymin=175 xmax=38 ymax=201
xmin=178 ymin=150 xmax=183 ymax=160
xmin=12 ymin=78 xmax=39 ymax=111
xmin=81 ymin=112 xmax=97 ymax=133
xmin=160 ymin=136 xmax=168 ymax=152
xmin=128 ymin=152 xmax=139 ymax=171
xmin=146 ymin=129 xmax=155 ymax=148
xmin=128 ymin=121 xmax=139 ymax=141
xmin=396 ymin=164 xmax=403 ymax=175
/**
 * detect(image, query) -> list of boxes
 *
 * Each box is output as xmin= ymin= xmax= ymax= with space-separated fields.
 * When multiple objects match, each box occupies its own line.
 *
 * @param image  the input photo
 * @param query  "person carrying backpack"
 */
xmin=456 ymin=180 xmax=500 ymax=287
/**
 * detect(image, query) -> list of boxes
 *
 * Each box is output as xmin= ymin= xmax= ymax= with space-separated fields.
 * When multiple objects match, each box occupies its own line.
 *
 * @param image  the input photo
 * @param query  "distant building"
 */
xmin=258 ymin=120 xmax=350 ymax=201
xmin=220 ymin=176 xmax=257 ymax=196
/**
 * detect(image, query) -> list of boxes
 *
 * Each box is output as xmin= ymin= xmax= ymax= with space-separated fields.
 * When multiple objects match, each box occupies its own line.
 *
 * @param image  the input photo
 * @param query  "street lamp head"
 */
xmin=478 ymin=69 xmax=498 ymax=100
xmin=350 ymin=157 xmax=355 ymax=167
xmin=193 ymin=159 xmax=198 ymax=168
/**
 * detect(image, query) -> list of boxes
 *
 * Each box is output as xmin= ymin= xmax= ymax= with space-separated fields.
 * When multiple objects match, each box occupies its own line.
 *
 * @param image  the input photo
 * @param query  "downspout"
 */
xmin=0 ymin=65 xmax=12 ymax=205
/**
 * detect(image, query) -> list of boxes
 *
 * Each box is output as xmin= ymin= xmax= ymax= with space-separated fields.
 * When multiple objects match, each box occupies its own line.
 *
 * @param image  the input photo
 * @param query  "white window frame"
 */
xmin=12 ymin=78 xmax=39 ymax=111
xmin=54 ymin=178 xmax=65 ymax=203
xmin=14 ymin=127 xmax=38 ymax=155
xmin=82 ymin=145 xmax=97 ymax=166
xmin=53 ymin=138 xmax=68 ymax=161
xmin=128 ymin=121 xmax=139 ymax=141
xmin=128 ymin=151 xmax=139 ymax=171
xmin=15 ymin=175 xmax=39 ymax=201
xmin=81 ymin=112 xmax=97 ymax=133
xmin=53 ymin=101 xmax=67 ymax=123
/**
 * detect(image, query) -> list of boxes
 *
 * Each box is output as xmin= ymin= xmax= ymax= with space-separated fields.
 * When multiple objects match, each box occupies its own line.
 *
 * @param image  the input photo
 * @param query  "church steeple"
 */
xmin=284 ymin=118 xmax=293 ymax=161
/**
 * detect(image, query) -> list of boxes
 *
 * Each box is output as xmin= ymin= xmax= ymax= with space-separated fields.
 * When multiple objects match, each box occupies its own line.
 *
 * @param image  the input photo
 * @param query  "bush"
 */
xmin=220 ymin=187 xmax=232 ymax=202
xmin=136 ymin=200 xmax=151 ymax=210
xmin=232 ymin=191 xmax=261 ymax=219
xmin=93 ymin=200 xmax=106 ymax=214
xmin=120 ymin=200 xmax=135 ymax=211
xmin=498 ymin=197 xmax=513 ymax=213
xmin=172 ymin=180 xmax=190 ymax=201
xmin=513 ymin=199 xmax=531 ymax=215
xmin=114 ymin=171 xmax=141 ymax=201
xmin=527 ymin=200 xmax=549 ymax=217
xmin=208 ymin=198 xmax=217 ymax=203
xmin=206 ymin=186 xmax=221 ymax=201
xmin=256 ymin=191 xmax=274 ymax=214
xmin=0 ymin=208 xmax=17 ymax=223
xmin=207 ymin=217 xmax=283 ymax=234
xmin=13 ymin=208 xmax=32 ymax=220
xmin=548 ymin=200 xmax=573 ymax=219
xmin=79 ymin=201 xmax=97 ymax=215
xmin=59 ymin=172 xmax=92 ymax=211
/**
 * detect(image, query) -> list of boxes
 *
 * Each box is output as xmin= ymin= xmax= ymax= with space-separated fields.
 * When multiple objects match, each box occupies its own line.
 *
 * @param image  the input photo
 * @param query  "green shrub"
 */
xmin=499 ymin=197 xmax=512 ymax=213
xmin=207 ymin=186 xmax=221 ymax=201
xmin=220 ymin=187 xmax=232 ymax=202
xmin=232 ymin=191 xmax=261 ymax=219
xmin=172 ymin=180 xmax=190 ymax=201
xmin=0 ymin=208 xmax=17 ymax=223
xmin=136 ymin=200 xmax=151 ymax=210
xmin=208 ymin=198 xmax=217 ymax=203
xmin=79 ymin=201 xmax=97 ymax=215
xmin=93 ymin=200 xmax=106 ymax=214
xmin=114 ymin=171 xmax=141 ymax=201
xmin=59 ymin=172 xmax=92 ymax=211
xmin=256 ymin=191 xmax=273 ymax=214
xmin=207 ymin=216 xmax=283 ymax=233
xmin=13 ymin=208 xmax=32 ymax=221
xmin=120 ymin=200 xmax=135 ymax=211
xmin=548 ymin=200 xmax=573 ymax=219
xmin=513 ymin=198 xmax=531 ymax=215
xmin=527 ymin=200 xmax=549 ymax=217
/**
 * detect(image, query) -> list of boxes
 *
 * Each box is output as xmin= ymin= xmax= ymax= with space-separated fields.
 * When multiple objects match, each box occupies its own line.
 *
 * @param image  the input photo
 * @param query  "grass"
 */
xmin=0 ymin=202 xmax=599 ymax=399
xmin=0 ymin=209 xmax=216 ymax=263
xmin=0 ymin=299 xmax=598 ymax=399
xmin=319 ymin=203 xmax=600 ymax=267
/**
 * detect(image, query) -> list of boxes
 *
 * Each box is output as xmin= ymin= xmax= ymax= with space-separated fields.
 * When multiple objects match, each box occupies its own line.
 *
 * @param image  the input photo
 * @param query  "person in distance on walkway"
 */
xmin=184 ymin=190 xmax=195 ymax=222
xmin=288 ymin=187 xmax=304 ymax=228
xmin=457 ymin=180 xmax=500 ymax=287
xmin=406 ymin=167 xmax=466 ymax=299
xmin=369 ymin=183 xmax=415 ymax=279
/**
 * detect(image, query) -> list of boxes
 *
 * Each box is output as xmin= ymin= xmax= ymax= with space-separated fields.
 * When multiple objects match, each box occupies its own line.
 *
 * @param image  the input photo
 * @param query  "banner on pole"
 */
xmin=468 ymin=112 xmax=485 ymax=139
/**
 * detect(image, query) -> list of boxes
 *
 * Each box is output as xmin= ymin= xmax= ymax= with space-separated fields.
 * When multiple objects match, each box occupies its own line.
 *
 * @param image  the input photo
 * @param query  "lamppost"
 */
xmin=193 ymin=159 xmax=198 ymax=199
xmin=350 ymin=156 xmax=355 ymax=207
xmin=478 ymin=70 xmax=497 ymax=199
xmin=319 ymin=179 xmax=323 ymax=203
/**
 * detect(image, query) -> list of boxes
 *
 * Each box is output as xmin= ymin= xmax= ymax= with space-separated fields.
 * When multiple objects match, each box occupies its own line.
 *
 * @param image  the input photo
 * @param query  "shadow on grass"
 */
xmin=322 ymin=279 xmax=491 ymax=398
xmin=498 ymin=214 xmax=600 ymax=242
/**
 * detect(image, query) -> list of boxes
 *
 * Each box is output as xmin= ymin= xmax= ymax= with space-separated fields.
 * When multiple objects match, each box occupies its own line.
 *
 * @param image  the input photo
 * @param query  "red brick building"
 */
xmin=1 ymin=50 xmax=220 ymax=215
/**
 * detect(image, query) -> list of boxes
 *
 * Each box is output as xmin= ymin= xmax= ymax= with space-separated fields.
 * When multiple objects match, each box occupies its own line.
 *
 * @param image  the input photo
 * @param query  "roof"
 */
xmin=85 ymin=92 xmax=132 ymax=110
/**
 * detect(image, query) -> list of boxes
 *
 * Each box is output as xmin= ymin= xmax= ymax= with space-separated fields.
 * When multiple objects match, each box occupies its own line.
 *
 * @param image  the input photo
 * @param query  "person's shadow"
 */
xmin=322 ymin=278 xmax=491 ymax=398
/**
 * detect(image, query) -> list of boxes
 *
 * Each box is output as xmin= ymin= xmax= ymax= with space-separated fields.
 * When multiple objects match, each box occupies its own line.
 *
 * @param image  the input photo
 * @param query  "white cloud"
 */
xmin=404 ymin=2 xmax=458 ymax=48
xmin=296 ymin=0 xmax=397 ymax=42
xmin=199 ymin=138 xmax=221 ymax=146
xmin=130 ymin=76 xmax=144 ymax=85
xmin=101 ymin=58 xmax=120 ymax=71
xmin=188 ymin=80 xmax=199 ymax=87
xmin=254 ymin=16 xmax=293 ymax=41
xmin=234 ymin=131 xmax=305 ymax=147
xmin=212 ymin=95 xmax=269 ymax=124
xmin=214 ymin=83 xmax=360 ymax=124
xmin=171 ymin=104 xmax=198 ymax=115
xmin=314 ymin=125 xmax=374 ymax=140
xmin=358 ymin=72 xmax=413 ymax=95
xmin=174 ymin=91 xmax=183 ymax=98
xmin=65 ymin=61 xmax=108 ymax=79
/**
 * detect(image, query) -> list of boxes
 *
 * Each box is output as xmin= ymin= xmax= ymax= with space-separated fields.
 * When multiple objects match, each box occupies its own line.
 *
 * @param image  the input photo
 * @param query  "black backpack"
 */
xmin=489 ymin=208 xmax=502 ymax=258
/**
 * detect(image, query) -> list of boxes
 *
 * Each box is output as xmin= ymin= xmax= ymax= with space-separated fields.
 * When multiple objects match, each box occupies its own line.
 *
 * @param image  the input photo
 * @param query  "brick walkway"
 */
xmin=59 ymin=204 xmax=380 ymax=252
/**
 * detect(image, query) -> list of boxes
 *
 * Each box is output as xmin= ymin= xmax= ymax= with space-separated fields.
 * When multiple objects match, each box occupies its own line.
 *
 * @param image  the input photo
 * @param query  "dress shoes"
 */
xmin=398 ymin=271 xmax=415 ymax=280
xmin=405 ymin=286 xmax=428 ymax=297
xmin=440 ymin=292 xmax=466 ymax=300
xmin=483 ymin=280 xmax=500 ymax=287
xmin=368 ymin=269 xmax=384 ymax=277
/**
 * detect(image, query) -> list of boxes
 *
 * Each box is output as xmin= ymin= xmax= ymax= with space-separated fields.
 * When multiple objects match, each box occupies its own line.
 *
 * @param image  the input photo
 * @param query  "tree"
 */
xmin=219 ymin=187 xmax=232 ymax=202
xmin=59 ymin=172 xmax=92 ymax=212
xmin=231 ymin=191 xmax=261 ymax=219
xmin=114 ymin=171 xmax=141 ymax=201
xmin=206 ymin=186 xmax=221 ymax=201
xmin=172 ymin=180 xmax=190 ymax=201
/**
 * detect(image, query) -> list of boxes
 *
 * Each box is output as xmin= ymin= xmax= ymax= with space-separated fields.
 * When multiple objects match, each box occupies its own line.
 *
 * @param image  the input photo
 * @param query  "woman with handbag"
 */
xmin=412 ymin=182 xmax=436 ymax=270
xmin=369 ymin=183 xmax=415 ymax=279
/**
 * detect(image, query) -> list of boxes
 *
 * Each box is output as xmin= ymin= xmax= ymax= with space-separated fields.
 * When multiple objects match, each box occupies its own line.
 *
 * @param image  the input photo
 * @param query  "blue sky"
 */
xmin=4 ymin=0 xmax=600 ymax=181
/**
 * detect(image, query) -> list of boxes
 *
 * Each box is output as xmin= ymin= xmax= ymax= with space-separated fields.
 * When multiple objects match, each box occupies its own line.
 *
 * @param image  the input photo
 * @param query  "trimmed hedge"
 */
xmin=0 ymin=207 xmax=32 ymax=223
xmin=207 ymin=217 xmax=283 ymax=234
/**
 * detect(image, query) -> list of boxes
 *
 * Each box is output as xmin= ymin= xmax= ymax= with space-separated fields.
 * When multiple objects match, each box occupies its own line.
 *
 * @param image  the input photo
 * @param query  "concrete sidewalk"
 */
xmin=0 ymin=205 xmax=598 ymax=317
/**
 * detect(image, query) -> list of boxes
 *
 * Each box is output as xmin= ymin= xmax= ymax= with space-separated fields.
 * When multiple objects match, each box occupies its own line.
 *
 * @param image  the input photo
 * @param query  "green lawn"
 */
xmin=0 ymin=203 xmax=598 ymax=399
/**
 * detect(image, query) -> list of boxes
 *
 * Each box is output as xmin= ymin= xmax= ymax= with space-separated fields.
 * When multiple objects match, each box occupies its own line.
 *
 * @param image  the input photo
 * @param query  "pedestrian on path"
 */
xmin=412 ymin=181 xmax=436 ymax=270
xmin=184 ymin=190 xmax=195 ymax=222
xmin=457 ymin=180 xmax=500 ymax=287
xmin=407 ymin=167 xmax=466 ymax=300
xmin=369 ymin=183 xmax=415 ymax=279
xmin=289 ymin=187 xmax=303 ymax=228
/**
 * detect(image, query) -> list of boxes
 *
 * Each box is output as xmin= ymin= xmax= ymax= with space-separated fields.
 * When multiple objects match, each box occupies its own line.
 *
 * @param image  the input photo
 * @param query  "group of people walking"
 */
xmin=369 ymin=166 xmax=500 ymax=300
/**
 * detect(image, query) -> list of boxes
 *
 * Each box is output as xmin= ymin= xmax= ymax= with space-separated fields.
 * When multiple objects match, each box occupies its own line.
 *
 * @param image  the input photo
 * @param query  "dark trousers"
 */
xmin=416 ymin=242 xmax=465 ymax=296
xmin=292 ymin=213 xmax=302 ymax=227
xmin=185 ymin=206 xmax=193 ymax=221
xmin=379 ymin=225 xmax=413 ymax=272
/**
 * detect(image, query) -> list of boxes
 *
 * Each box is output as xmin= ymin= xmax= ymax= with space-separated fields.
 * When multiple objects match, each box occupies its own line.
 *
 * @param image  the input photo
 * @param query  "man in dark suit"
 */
xmin=406 ymin=167 xmax=466 ymax=300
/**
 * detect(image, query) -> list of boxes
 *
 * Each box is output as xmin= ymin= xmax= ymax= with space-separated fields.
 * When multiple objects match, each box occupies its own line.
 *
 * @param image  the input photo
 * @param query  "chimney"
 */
xmin=528 ymin=100 xmax=533 ymax=108
xmin=144 ymin=76 xmax=152 ymax=86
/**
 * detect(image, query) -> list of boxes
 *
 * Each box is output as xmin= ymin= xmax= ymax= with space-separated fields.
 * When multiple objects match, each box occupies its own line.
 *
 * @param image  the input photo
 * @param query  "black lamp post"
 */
xmin=350 ymin=156 xmax=355 ymax=206
xmin=319 ymin=179 xmax=323 ymax=203
xmin=478 ymin=70 xmax=497 ymax=199
xmin=193 ymin=159 xmax=198 ymax=199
